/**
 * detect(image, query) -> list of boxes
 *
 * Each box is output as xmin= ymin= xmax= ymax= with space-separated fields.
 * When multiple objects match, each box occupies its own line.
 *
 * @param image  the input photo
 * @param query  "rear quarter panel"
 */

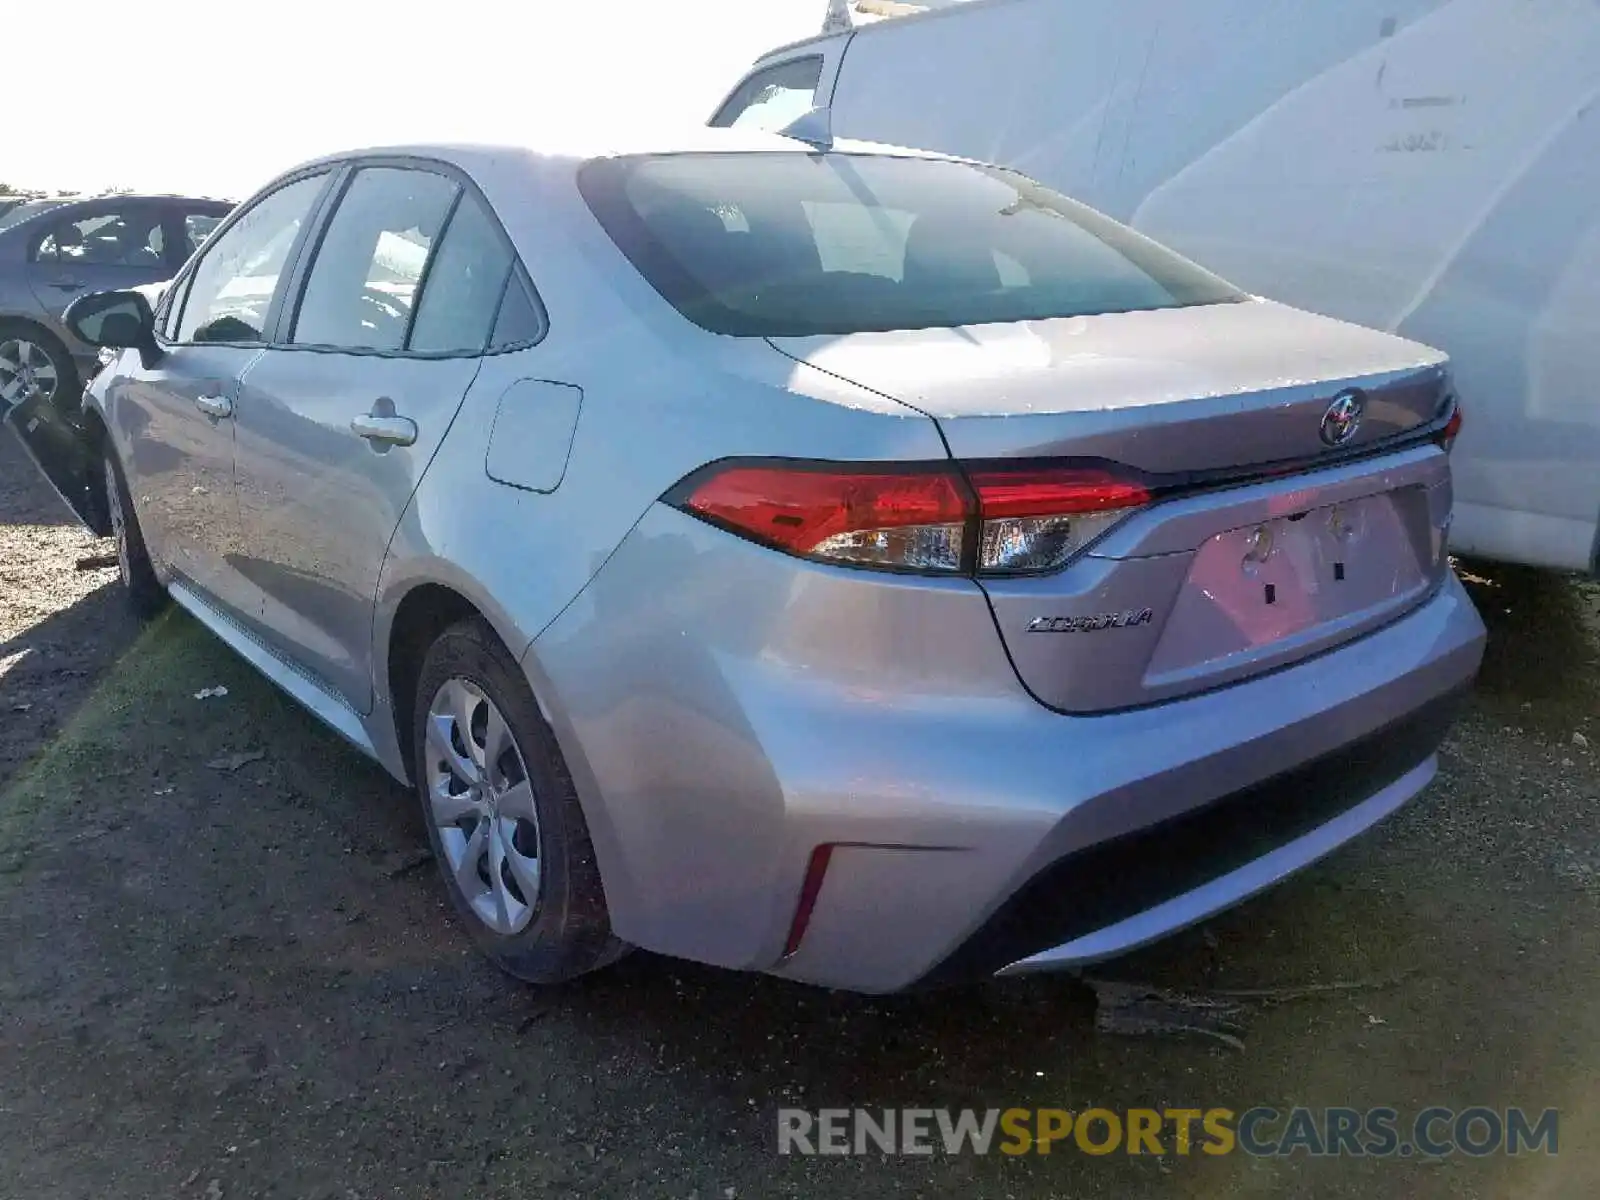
xmin=372 ymin=152 xmax=948 ymax=722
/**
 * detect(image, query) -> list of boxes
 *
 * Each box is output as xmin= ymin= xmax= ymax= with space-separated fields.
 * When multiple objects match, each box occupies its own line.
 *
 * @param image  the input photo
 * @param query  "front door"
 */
xmin=108 ymin=173 xmax=334 ymax=613
xmin=231 ymin=164 xmax=513 ymax=713
xmin=26 ymin=203 xmax=174 ymax=318
xmin=110 ymin=345 xmax=261 ymax=606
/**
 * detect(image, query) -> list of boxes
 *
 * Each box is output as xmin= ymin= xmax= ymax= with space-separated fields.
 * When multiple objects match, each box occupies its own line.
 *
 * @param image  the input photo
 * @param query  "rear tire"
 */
xmin=411 ymin=616 xmax=623 ymax=985
xmin=0 ymin=320 xmax=79 ymax=414
xmin=103 ymin=449 xmax=166 ymax=619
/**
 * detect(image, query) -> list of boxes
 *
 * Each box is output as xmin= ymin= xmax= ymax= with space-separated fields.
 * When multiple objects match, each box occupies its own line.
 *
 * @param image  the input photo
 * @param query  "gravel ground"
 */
xmin=1 ymin=425 xmax=1597 ymax=1199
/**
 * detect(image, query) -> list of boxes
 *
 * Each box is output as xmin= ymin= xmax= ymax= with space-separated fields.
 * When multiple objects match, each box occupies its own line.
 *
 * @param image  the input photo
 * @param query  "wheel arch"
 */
xmin=375 ymin=568 xmax=633 ymax=934
xmin=383 ymin=581 xmax=486 ymax=783
xmin=376 ymin=566 xmax=554 ymax=781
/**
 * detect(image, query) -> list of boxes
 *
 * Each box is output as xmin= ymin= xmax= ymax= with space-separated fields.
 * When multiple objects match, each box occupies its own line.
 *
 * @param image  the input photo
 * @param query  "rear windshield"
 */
xmin=0 ymin=200 xmax=67 ymax=234
xmin=577 ymin=152 xmax=1246 ymax=337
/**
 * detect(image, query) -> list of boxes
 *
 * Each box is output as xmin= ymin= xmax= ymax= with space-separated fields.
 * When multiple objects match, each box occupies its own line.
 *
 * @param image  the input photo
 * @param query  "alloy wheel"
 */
xmin=0 ymin=337 xmax=59 ymax=409
xmin=425 ymin=677 xmax=543 ymax=935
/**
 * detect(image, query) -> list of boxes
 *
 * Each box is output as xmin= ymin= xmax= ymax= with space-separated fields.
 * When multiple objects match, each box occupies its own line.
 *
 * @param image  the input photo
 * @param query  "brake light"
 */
xmin=1435 ymin=403 xmax=1463 ymax=452
xmin=677 ymin=464 xmax=968 ymax=570
xmin=968 ymin=466 xmax=1151 ymax=573
xmin=671 ymin=460 xmax=1150 ymax=575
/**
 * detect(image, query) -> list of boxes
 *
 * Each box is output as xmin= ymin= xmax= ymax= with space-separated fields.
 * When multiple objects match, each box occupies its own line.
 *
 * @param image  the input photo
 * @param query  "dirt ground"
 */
xmin=2 ymin=426 xmax=1598 ymax=1199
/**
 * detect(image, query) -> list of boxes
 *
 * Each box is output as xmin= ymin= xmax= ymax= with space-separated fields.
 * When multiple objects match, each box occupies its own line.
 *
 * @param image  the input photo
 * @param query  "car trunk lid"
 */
xmin=768 ymin=300 xmax=1448 ymax=471
xmin=768 ymin=300 xmax=1456 ymax=711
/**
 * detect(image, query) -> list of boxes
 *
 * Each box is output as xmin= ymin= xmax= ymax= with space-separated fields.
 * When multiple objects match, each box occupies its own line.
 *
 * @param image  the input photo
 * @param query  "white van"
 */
xmin=711 ymin=0 xmax=1600 ymax=576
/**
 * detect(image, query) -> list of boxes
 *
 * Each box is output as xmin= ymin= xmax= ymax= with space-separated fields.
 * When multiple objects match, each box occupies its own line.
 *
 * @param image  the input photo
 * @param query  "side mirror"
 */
xmin=62 ymin=289 xmax=162 ymax=368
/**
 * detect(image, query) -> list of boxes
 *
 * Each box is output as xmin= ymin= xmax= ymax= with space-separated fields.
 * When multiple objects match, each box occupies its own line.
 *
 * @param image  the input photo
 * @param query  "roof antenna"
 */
xmin=779 ymin=106 xmax=834 ymax=152
xmin=822 ymin=0 xmax=854 ymax=33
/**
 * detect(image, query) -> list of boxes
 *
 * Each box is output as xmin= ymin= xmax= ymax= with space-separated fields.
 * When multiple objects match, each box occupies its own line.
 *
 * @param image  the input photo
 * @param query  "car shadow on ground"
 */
xmin=1456 ymin=555 xmax=1599 ymax=730
xmin=0 ymin=429 xmax=77 ymax=528
xmin=0 ymin=573 xmax=140 ymax=792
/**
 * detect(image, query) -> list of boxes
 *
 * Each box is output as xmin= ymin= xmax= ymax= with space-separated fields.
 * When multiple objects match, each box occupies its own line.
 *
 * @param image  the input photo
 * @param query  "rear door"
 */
xmin=231 ymin=162 xmax=507 ymax=713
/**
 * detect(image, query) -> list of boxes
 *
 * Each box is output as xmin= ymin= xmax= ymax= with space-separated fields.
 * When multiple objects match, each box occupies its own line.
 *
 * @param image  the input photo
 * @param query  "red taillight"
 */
xmin=671 ymin=460 xmax=1150 ymax=575
xmin=679 ymin=464 xmax=969 ymax=571
xmin=1435 ymin=404 xmax=1464 ymax=452
xmin=968 ymin=466 xmax=1151 ymax=517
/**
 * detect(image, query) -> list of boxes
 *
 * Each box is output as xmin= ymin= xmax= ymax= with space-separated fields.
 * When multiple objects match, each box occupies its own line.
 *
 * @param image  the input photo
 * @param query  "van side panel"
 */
xmin=1123 ymin=0 xmax=1600 ymax=572
xmin=812 ymin=0 xmax=1600 ymax=573
xmin=826 ymin=0 xmax=1156 ymax=191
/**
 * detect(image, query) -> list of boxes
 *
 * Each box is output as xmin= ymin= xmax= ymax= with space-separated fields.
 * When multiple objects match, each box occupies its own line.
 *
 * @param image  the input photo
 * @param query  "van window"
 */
xmin=578 ymin=151 xmax=1247 ymax=338
xmin=709 ymin=57 xmax=824 ymax=131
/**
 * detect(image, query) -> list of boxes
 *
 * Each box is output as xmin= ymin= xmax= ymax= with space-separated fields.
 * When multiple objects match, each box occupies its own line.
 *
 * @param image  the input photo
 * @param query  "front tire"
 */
xmin=103 ymin=449 xmax=166 ymax=618
xmin=411 ymin=617 xmax=622 ymax=985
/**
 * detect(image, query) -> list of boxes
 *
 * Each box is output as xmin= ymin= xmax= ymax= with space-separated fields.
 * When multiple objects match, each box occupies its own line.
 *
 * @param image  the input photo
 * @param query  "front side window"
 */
xmin=579 ymin=152 xmax=1248 ymax=337
xmin=34 ymin=209 xmax=164 ymax=268
xmin=710 ymin=57 xmax=823 ymax=131
xmin=176 ymin=174 xmax=328 ymax=344
xmin=159 ymin=274 xmax=193 ymax=340
xmin=291 ymin=167 xmax=459 ymax=352
xmin=407 ymin=194 xmax=515 ymax=354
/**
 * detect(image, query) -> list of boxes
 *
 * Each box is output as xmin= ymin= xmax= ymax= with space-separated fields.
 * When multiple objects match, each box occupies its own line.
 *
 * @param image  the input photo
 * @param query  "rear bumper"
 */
xmin=531 ymin=505 xmax=1485 ymax=994
xmin=779 ymin=580 xmax=1481 ymax=993
xmin=968 ymin=686 xmax=1462 ymax=981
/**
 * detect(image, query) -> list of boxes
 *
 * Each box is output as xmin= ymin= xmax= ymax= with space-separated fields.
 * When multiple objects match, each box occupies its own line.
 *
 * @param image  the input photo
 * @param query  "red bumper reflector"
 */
xmin=1435 ymin=405 xmax=1464 ymax=451
xmin=782 ymin=844 xmax=835 ymax=959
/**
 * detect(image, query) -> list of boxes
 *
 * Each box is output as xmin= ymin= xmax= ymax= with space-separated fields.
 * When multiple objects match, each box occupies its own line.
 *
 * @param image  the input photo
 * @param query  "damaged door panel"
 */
xmin=3 ymin=385 xmax=108 ymax=534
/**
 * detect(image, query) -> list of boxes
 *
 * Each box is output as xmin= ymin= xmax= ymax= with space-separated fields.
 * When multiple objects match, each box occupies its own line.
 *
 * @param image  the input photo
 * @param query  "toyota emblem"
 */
xmin=1320 ymin=390 xmax=1366 ymax=447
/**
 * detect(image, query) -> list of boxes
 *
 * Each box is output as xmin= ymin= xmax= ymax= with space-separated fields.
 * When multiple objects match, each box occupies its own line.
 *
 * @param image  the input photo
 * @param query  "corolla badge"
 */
xmin=1027 ymin=608 xmax=1154 ymax=633
xmin=1319 ymin=389 xmax=1366 ymax=447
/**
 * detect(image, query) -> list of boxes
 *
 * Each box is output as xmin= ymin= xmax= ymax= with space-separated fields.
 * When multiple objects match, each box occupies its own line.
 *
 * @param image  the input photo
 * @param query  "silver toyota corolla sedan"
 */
xmin=9 ymin=126 xmax=1485 ymax=993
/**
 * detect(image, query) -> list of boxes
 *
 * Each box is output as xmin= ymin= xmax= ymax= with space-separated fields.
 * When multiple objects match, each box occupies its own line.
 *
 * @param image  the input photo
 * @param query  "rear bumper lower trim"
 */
xmin=912 ymin=685 xmax=1468 ymax=986
xmin=996 ymin=757 xmax=1434 ymax=974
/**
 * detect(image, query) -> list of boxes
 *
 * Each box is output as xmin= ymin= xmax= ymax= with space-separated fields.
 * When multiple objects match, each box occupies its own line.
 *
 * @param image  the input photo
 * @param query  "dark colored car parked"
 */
xmin=0 ymin=194 xmax=234 ymax=414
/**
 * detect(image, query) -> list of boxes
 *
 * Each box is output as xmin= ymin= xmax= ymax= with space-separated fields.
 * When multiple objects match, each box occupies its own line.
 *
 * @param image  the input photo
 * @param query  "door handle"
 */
xmin=194 ymin=393 xmax=233 ymax=419
xmin=351 ymin=413 xmax=417 ymax=447
xmin=49 ymin=281 xmax=86 ymax=292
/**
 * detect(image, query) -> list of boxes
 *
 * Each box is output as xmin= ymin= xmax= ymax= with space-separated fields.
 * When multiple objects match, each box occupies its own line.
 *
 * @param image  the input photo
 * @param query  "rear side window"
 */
xmin=710 ymin=57 xmax=823 ymax=131
xmin=0 ymin=200 xmax=66 ymax=233
xmin=490 ymin=277 xmax=545 ymax=349
xmin=291 ymin=167 xmax=459 ymax=352
xmin=578 ymin=152 xmax=1247 ymax=337
xmin=407 ymin=194 xmax=514 ymax=354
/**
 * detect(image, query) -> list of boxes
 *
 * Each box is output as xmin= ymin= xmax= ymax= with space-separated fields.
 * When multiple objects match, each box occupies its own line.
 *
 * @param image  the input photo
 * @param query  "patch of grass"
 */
xmin=0 ymin=611 xmax=218 ymax=874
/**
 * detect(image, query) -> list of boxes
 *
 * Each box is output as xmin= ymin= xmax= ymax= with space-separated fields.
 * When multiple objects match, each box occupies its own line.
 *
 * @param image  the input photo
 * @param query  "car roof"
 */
xmin=0 ymin=194 xmax=234 ymax=240
xmin=15 ymin=193 xmax=232 ymax=207
xmin=280 ymin=124 xmax=966 ymax=181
